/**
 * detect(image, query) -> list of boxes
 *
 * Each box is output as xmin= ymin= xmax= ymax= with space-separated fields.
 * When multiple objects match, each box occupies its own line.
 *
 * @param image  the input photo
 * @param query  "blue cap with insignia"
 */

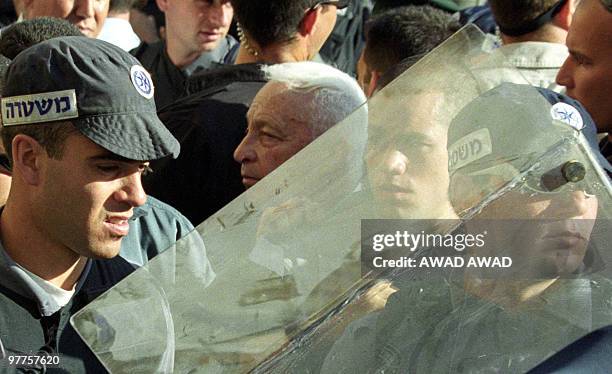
xmin=1 ymin=36 xmax=180 ymax=161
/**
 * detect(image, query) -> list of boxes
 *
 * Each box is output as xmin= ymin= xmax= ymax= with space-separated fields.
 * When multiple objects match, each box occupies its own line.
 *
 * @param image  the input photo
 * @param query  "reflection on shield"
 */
xmin=71 ymin=25 xmax=612 ymax=373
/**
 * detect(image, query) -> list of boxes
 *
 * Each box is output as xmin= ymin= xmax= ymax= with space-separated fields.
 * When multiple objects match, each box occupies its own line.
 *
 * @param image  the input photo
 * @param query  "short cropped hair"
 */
xmin=231 ymin=0 xmax=318 ymax=48
xmin=261 ymin=61 xmax=367 ymax=136
xmin=0 ymin=17 xmax=82 ymax=60
xmin=488 ymin=0 xmax=559 ymax=32
xmin=364 ymin=5 xmax=460 ymax=75
xmin=0 ymin=54 xmax=10 ymax=93
xmin=1 ymin=121 xmax=80 ymax=164
xmin=109 ymin=0 xmax=142 ymax=13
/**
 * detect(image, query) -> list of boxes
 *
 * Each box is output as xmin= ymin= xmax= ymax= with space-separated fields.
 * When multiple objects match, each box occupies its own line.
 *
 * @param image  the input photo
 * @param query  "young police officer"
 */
xmin=0 ymin=36 xmax=180 ymax=372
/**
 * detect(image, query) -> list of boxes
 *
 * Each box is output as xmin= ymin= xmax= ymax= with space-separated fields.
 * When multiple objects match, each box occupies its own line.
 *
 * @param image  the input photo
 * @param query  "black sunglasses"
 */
xmin=309 ymin=0 xmax=349 ymax=11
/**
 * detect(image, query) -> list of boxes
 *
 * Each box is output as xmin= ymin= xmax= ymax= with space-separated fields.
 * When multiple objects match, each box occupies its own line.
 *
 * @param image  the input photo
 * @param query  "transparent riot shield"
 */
xmin=71 ymin=24 xmax=612 ymax=373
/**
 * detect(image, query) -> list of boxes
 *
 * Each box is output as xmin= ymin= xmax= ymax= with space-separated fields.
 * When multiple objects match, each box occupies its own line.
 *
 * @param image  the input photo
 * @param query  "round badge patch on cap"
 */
xmin=550 ymin=102 xmax=584 ymax=131
xmin=130 ymin=65 xmax=154 ymax=99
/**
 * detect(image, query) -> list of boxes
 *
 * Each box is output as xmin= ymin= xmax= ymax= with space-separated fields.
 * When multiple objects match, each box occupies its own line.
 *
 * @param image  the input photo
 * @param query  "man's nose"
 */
xmin=206 ymin=1 xmax=233 ymax=28
xmin=556 ymin=57 xmax=575 ymax=90
xmin=75 ymin=0 xmax=96 ymax=18
xmin=113 ymin=173 xmax=147 ymax=208
xmin=234 ymin=134 xmax=256 ymax=164
xmin=381 ymin=150 xmax=408 ymax=175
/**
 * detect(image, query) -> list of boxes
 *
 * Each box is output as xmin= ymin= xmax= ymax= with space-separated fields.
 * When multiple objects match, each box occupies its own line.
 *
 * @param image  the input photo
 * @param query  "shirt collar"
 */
xmin=182 ymin=36 xmax=234 ymax=76
xmin=499 ymin=42 xmax=568 ymax=69
xmin=0 ymin=230 xmax=92 ymax=317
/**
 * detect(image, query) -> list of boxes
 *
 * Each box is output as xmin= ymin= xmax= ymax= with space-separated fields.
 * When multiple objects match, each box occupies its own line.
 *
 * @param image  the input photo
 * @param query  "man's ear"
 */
xmin=553 ymin=0 xmax=575 ymax=31
xmin=11 ymin=134 xmax=44 ymax=186
xmin=299 ymin=7 xmax=320 ymax=37
xmin=367 ymin=70 xmax=381 ymax=98
xmin=155 ymin=0 xmax=169 ymax=13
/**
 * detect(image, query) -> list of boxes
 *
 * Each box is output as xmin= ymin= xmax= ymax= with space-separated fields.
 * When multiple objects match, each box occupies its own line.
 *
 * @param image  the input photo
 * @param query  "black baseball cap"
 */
xmin=1 ymin=36 xmax=180 ymax=161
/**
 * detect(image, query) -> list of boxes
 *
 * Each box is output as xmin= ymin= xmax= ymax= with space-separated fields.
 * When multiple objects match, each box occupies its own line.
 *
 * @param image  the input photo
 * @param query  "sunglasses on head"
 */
xmin=309 ymin=0 xmax=349 ymax=11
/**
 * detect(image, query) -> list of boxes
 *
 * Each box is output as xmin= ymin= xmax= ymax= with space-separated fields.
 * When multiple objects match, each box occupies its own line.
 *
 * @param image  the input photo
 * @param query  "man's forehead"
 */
xmin=370 ymin=92 xmax=450 ymax=126
xmin=573 ymin=0 xmax=612 ymax=33
xmin=249 ymin=85 xmax=311 ymax=122
xmin=568 ymin=1 xmax=612 ymax=54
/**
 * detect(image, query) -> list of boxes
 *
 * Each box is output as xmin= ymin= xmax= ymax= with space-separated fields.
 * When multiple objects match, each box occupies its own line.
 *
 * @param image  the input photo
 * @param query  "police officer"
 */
xmin=0 ymin=36 xmax=180 ymax=372
xmin=131 ymin=0 xmax=238 ymax=108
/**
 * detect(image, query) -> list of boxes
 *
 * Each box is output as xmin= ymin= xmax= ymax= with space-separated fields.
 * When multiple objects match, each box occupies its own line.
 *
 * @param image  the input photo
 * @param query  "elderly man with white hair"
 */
xmin=234 ymin=61 xmax=367 ymax=188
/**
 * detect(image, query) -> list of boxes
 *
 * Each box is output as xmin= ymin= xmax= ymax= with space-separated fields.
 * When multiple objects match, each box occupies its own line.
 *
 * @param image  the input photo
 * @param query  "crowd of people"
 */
xmin=0 ymin=0 xmax=611 ymax=372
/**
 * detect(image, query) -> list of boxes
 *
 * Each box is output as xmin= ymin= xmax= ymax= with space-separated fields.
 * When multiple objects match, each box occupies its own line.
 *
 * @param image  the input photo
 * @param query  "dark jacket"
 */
xmin=131 ymin=36 xmax=239 ymax=109
xmin=319 ymin=0 xmax=372 ymax=76
xmin=528 ymin=325 xmax=612 ymax=373
xmin=0 ymin=255 xmax=134 ymax=373
xmin=143 ymin=64 xmax=268 ymax=226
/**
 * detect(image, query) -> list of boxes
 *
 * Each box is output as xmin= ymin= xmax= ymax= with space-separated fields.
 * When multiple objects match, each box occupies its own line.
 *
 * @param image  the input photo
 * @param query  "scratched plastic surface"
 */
xmin=71 ymin=25 xmax=612 ymax=373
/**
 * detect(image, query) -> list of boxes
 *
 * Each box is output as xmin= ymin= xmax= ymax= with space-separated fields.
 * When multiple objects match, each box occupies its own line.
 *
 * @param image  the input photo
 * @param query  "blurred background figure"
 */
xmin=20 ymin=0 xmax=110 ymax=37
xmin=129 ymin=0 xmax=162 ymax=44
xmin=131 ymin=0 xmax=237 ymax=108
xmin=0 ymin=17 xmax=82 ymax=59
xmin=357 ymin=5 xmax=460 ymax=97
xmin=488 ymin=0 xmax=576 ymax=90
xmin=98 ymin=0 xmax=144 ymax=51
xmin=317 ymin=0 xmax=373 ymax=77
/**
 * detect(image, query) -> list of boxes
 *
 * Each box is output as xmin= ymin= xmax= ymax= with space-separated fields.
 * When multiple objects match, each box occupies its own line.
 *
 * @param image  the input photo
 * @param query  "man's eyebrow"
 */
xmin=400 ymin=130 xmax=431 ymax=140
xmin=568 ymin=49 xmax=591 ymax=61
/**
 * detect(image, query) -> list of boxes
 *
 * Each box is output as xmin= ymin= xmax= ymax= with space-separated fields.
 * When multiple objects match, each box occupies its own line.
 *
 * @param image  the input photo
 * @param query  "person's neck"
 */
xmin=108 ymin=10 xmax=130 ymax=21
xmin=501 ymin=24 xmax=568 ymax=45
xmin=234 ymin=43 xmax=310 ymax=65
xmin=165 ymin=36 xmax=202 ymax=68
xmin=0 ymin=199 xmax=87 ymax=291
